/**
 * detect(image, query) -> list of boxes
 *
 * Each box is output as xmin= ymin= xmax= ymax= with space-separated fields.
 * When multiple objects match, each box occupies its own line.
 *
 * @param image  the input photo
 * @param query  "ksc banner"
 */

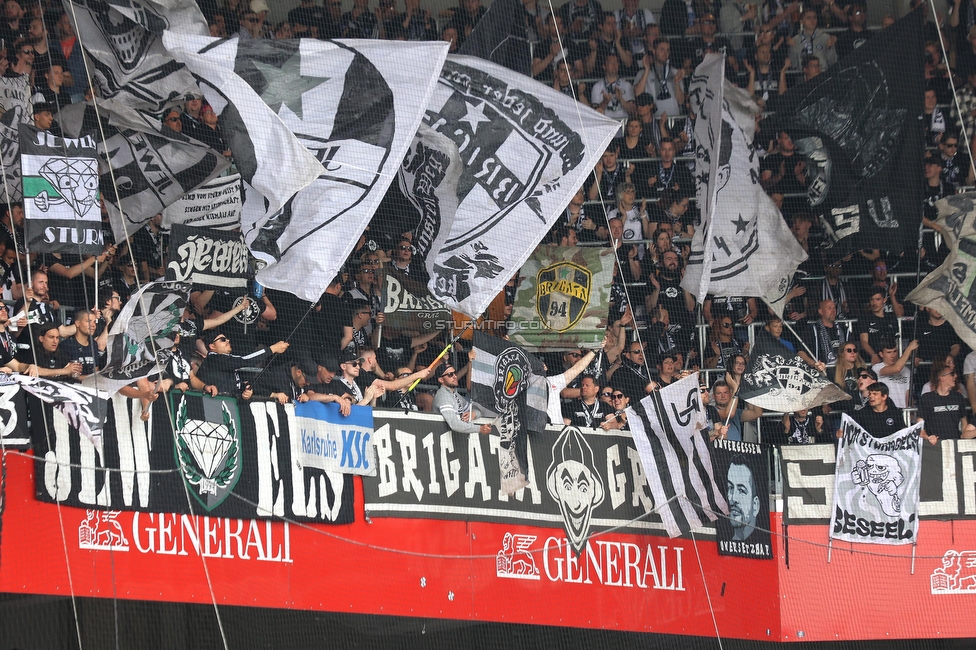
xmin=31 ymin=394 xmax=354 ymax=524
xmin=293 ymin=401 xmax=376 ymax=476
xmin=161 ymin=174 xmax=242 ymax=231
xmin=363 ymin=411 xmax=713 ymax=545
xmin=712 ymin=439 xmax=772 ymax=559
xmin=830 ymin=414 xmax=922 ymax=545
xmin=381 ymin=272 xmax=451 ymax=332
xmin=508 ymin=245 xmax=615 ymax=351
xmin=166 ymin=224 xmax=249 ymax=289
xmin=19 ymin=125 xmax=102 ymax=254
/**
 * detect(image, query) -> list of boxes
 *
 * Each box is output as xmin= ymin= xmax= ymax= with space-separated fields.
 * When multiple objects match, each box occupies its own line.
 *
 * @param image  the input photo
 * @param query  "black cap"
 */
xmin=315 ymin=353 xmax=339 ymax=373
xmin=338 ymin=350 xmax=360 ymax=364
xmin=33 ymin=101 xmax=55 ymax=114
xmin=924 ymin=153 xmax=944 ymax=168
xmin=635 ymin=94 xmax=655 ymax=107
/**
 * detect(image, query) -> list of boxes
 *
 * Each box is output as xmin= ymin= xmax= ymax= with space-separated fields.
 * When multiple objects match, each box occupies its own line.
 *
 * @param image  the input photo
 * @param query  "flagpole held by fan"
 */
xmin=407 ymin=320 xmax=475 ymax=392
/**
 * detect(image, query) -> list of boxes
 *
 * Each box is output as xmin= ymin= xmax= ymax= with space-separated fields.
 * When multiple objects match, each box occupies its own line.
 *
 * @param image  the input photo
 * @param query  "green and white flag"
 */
xmin=508 ymin=245 xmax=615 ymax=351
xmin=19 ymin=123 xmax=102 ymax=254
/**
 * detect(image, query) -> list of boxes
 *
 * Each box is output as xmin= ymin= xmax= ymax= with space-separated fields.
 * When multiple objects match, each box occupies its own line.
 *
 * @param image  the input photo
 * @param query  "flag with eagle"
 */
xmin=471 ymin=331 xmax=547 ymax=495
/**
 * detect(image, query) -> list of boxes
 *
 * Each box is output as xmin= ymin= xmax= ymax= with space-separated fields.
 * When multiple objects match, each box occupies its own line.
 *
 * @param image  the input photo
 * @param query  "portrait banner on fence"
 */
xmin=292 ymin=401 xmax=376 ymax=476
xmin=31 ymin=394 xmax=354 ymax=524
xmin=830 ymin=414 xmax=922 ymax=545
xmin=362 ymin=411 xmax=702 ymax=545
xmin=508 ymin=245 xmax=614 ymax=351
xmin=161 ymin=173 xmax=242 ymax=230
xmin=712 ymin=439 xmax=772 ymax=559
xmin=381 ymin=272 xmax=451 ymax=332
xmin=19 ymin=124 xmax=102 ymax=254
xmin=166 ymin=224 xmax=249 ymax=289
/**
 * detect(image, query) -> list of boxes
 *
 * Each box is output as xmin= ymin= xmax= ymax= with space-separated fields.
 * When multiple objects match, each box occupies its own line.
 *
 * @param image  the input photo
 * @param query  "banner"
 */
xmin=423 ymin=55 xmax=620 ymax=318
xmin=380 ymin=271 xmax=451 ymax=332
xmin=508 ymin=245 xmax=615 ymax=350
xmin=363 ymin=411 xmax=700 ymax=542
xmin=0 ymin=381 xmax=30 ymax=449
xmin=14 ymin=376 xmax=108 ymax=451
xmin=830 ymin=414 xmax=922 ymax=545
xmin=626 ymin=373 xmax=728 ymax=538
xmin=712 ymin=439 xmax=772 ymax=559
xmin=740 ymin=330 xmax=849 ymax=412
xmin=161 ymin=173 xmax=242 ymax=230
xmin=906 ymin=194 xmax=976 ymax=350
xmin=681 ymin=53 xmax=806 ymax=316
xmin=166 ymin=224 xmax=248 ymax=288
xmin=63 ymin=0 xmax=207 ymax=113
xmin=470 ymin=332 xmax=547 ymax=497
xmin=0 ymin=107 xmax=24 ymax=205
xmin=782 ymin=441 xmax=976 ymax=524
xmin=292 ymin=401 xmax=376 ymax=476
xmin=773 ymin=9 xmax=925 ymax=259
xmin=32 ymin=394 xmax=355 ymax=523
xmin=19 ymin=125 xmax=102 ymax=254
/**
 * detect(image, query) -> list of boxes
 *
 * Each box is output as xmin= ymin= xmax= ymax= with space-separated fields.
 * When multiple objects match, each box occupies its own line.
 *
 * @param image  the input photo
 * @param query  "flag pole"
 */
xmin=407 ymin=320 xmax=475 ymax=392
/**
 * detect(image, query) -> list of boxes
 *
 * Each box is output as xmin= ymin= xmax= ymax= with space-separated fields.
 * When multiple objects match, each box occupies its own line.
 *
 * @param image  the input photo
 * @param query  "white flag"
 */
xmin=831 ymin=414 xmax=922 ymax=545
xmin=423 ymin=55 xmax=620 ymax=318
xmin=681 ymin=53 xmax=807 ymax=316
xmin=626 ymin=373 xmax=728 ymax=538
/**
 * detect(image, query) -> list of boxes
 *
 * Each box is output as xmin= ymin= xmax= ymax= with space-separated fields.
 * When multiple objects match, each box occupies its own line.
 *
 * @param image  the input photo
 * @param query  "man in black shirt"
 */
xmin=858 ymin=287 xmax=899 ymax=365
xmin=847 ymin=382 xmax=903 ymax=439
xmin=609 ymin=340 xmax=655 ymax=401
xmin=16 ymin=323 xmax=81 ymax=379
xmin=566 ymin=375 xmax=608 ymax=428
xmin=196 ymin=331 xmax=289 ymax=396
xmin=59 ymin=308 xmax=106 ymax=378
xmin=916 ymin=307 xmax=962 ymax=363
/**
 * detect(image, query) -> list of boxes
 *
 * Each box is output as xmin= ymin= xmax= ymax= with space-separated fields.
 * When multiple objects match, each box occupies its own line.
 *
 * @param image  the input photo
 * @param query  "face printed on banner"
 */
xmin=546 ymin=427 xmax=605 ymax=553
xmin=727 ymin=460 xmax=759 ymax=540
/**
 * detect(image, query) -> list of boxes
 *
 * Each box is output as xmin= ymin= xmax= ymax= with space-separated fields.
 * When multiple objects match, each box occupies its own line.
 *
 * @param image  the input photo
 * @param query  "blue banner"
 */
xmin=293 ymin=402 xmax=376 ymax=476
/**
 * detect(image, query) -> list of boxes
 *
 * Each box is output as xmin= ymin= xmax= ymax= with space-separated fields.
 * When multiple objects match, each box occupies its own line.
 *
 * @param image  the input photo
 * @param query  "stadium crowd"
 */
xmin=0 ymin=0 xmax=973 ymax=447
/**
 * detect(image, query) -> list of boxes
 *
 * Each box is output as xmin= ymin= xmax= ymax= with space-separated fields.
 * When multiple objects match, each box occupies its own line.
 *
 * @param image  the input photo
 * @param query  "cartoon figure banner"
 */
xmin=19 ymin=124 xmax=103 ymax=254
xmin=831 ymin=414 xmax=923 ymax=545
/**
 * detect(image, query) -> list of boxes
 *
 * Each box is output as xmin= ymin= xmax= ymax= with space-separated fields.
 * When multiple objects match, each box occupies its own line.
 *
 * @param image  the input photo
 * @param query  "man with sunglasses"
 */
xmin=567 ymin=375 xmax=608 ymax=428
xmin=197 ymin=330 xmax=289 ymax=396
xmin=918 ymin=363 xmax=976 ymax=444
xmin=609 ymin=340 xmax=656 ymax=401
xmin=1 ymin=39 xmax=31 ymax=118
xmin=433 ymin=363 xmax=492 ymax=435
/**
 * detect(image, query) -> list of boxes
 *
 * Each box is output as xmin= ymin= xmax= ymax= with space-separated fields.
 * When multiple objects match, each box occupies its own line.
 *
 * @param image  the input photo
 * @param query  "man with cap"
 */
xmin=253 ymin=358 xmax=316 ymax=404
xmin=196 ymin=330 xmax=289 ymax=396
xmin=334 ymin=349 xmax=386 ymax=406
xmin=433 ymin=362 xmax=492 ymax=435
xmin=32 ymin=100 xmax=61 ymax=136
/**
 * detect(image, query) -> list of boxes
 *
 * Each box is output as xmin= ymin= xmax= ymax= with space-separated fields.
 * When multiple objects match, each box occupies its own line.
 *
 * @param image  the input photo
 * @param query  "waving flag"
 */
xmin=62 ymin=0 xmax=208 ymax=113
xmin=422 ymin=55 xmax=619 ymax=318
xmin=681 ymin=53 xmax=806 ymax=316
xmin=627 ymin=373 xmax=728 ymax=538
xmin=14 ymin=375 xmax=108 ymax=452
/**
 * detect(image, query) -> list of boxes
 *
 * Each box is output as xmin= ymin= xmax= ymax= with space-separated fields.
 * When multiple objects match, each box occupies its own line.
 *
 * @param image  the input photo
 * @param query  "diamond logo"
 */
xmin=173 ymin=394 xmax=242 ymax=510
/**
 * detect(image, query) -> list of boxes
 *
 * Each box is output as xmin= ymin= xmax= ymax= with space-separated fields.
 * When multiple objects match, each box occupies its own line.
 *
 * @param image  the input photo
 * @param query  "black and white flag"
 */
xmin=906 ymin=194 xmax=976 ymax=350
xmin=457 ymin=0 xmax=531 ymax=75
xmin=832 ymin=414 xmax=922 ymax=545
xmin=85 ymin=279 xmax=189 ymax=397
xmin=682 ymin=53 xmax=806 ymax=317
xmin=161 ymin=173 xmax=242 ymax=230
xmin=740 ymin=330 xmax=849 ymax=412
xmin=627 ymin=373 xmax=728 ymax=538
xmin=166 ymin=224 xmax=248 ymax=288
xmin=81 ymin=101 xmax=231 ymax=242
xmin=773 ymin=9 xmax=925 ymax=259
xmin=19 ymin=124 xmax=102 ymax=254
xmin=165 ymin=36 xmax=447 ymax=301
xmin=13 ymin=375 xmax=108 ymax=452
xmin=0 ymin=105 xmax=29 ymax=205
xmin=62 ymin=0 xmax=208 ymax=113
xmin=423 ymin=55 xmax=619 ymax=318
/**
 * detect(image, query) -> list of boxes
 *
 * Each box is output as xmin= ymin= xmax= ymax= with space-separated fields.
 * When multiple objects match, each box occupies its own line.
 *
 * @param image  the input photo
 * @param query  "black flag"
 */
xmin=458 ymin=0 xmax=532 ymax=75
xmin=772 ymin=9 xmax=925 ymax=258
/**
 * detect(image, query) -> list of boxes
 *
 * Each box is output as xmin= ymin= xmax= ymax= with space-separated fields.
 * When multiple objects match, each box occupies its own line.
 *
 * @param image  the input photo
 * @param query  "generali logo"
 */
xmin=78 ymin=510 xmax=292 ymax=563
xmin=931 ymin=550 xmax=976 ymax=594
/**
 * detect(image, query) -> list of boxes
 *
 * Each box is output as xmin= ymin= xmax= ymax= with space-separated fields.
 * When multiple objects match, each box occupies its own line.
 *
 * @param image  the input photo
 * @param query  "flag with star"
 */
xmin=165 ymin=35 xmax=448 ymax=301
xmin=681 ymin=53 xmax=807 ymax=317
xmin=19 ymin=123 xmax=102 ymax=254
xmin=62 ymin=0 xmax=209 ymax=113
xmin=421 ymin=55 xmax=620 ymax=318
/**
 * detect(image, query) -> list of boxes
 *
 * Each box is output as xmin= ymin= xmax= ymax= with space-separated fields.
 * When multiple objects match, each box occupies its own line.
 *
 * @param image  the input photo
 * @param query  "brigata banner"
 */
xmin=830 ymin=414 xmax=922 ymax=545
xmin=166 ymin=223 xmax=249 ymax=289
xmin=161 ymin=173 xmax=243 ymax=231
xmin=293 ymin=402 xmax=375 ymax=476
xmin=712 ymin=439 xmax=772 ymax=560
xmin=31 ymin=394 xmax=354 ymax=524
xmin=363 ymin=411 xmax=712 ymax=543
xmin=19 ymin=124 xmax=103 ymax=254
xmin=381 ymin=272 xmax=451 ymax=332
